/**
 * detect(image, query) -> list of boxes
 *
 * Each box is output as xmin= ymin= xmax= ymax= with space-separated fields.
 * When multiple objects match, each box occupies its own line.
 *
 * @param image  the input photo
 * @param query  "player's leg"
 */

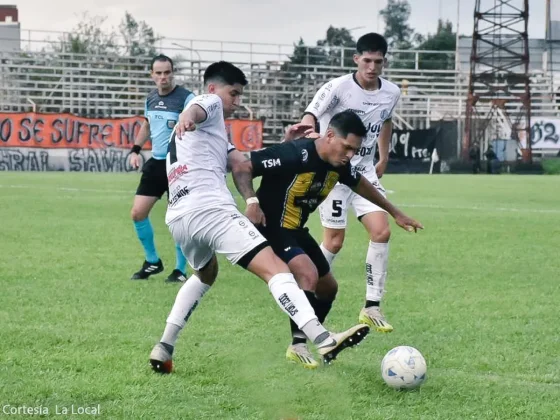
xmin=353 ymin=190 xmax=393 ymax=333
xmin=131 ymin=194 xmax=163 ymax=279
xmin=147 ymin=158 xmax=188 ymax=283
xmin=150 ymin=216 xmax=217 ymax=373
xmin=131 ymin=158 xmax=165 ymax=280
xmin=318 ymin=184 xmax=352 ymax=267
xmin=224 ymin=211 xmax=368 ymax=364
xmin=285 ymin=231 xmax=339 ymax=369
xmin=284 ymin=253 xmax=321 ymax=368
xmin=165 ymin=243 xmax=188 ymax=283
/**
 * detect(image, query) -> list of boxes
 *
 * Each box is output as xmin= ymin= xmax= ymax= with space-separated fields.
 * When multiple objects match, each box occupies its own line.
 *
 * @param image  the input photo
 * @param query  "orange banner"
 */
xmin=225 ymin=119 xmax=263 ymax=151
xmin=0 ymin=112 xmax=263 ymax=152
xmin=0 ymin=112 xmax=146 ymax=149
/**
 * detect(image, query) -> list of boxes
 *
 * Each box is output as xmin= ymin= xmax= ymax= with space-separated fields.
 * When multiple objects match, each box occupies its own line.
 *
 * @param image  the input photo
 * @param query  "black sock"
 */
xmin=160 ymin=342 xmax=174 ymax=355
xmin=365 ymin=300 xmax=380 ymax=308
xmin=289 ymin=319 xmax=307 ymax=345
xmin=315 ymin=298 xmax=334 ymax=324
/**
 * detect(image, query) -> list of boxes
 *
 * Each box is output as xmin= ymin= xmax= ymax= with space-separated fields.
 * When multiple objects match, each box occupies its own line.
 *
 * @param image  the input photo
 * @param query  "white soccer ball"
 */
xmin=381 ymin=346 xmax=427 ymax=390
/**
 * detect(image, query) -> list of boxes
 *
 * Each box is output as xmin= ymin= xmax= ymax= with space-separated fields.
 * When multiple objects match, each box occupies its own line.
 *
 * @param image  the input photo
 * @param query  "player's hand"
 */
xmin=283 ymin=123 xmax=315 ymax=142
xmin=394 ymin=212 xmax=423 ymax=233
xmin=176 ymin=115 xmax=196 ymax=137
xmin=130 ymin=153 xmax=141 ymax=170
xmin=246 ymin=203 xmax=266 ymax=227
xmin=375 ymin=159 xmax=388 ymax=179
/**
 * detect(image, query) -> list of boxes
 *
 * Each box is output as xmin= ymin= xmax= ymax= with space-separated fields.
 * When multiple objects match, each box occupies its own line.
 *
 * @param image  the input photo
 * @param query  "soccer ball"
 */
xmin=381 ymin=346 xmax=427 ymax=390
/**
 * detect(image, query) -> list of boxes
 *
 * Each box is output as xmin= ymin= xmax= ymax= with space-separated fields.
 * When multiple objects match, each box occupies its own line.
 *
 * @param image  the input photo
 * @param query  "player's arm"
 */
xmin=231 ymin=143 xmax=301 ymax=225
xmin=175 ymin=95 xmax=218 ymax=136
xmin=353 ymin=177 xmax=423 ymax=232
xmin=284 ymin=81 xmax=337 ymax=142
xmin=230 ymin=152 xmax=265 ymax=226
xmin=130 ymin=101 xmax=152 ymax=169
xmin=338 ymin=167 xmax=423 ymax=233
xmin=377 ymin=89 xmax=401 ymax=177
xmin=375 ymin=119 xmax=392 ymax=178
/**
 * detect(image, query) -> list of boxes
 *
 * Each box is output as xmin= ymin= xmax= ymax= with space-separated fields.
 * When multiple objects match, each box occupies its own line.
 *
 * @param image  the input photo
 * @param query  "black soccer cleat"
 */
xmin=130 ymin=260 xmax=164 ymax=280
xmin=165 ymin=269 xmax=187 ymax=283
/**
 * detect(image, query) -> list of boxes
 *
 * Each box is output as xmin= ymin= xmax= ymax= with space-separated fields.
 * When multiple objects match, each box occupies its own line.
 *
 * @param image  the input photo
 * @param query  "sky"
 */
xmin=12 ymin=0 xmax=549 ymax=48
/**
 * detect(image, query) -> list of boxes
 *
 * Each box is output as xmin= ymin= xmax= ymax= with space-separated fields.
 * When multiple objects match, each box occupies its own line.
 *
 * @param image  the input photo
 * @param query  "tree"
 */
xmin=316 ymin=26 xmax=356 ymax=67
xmin=380 ymin=0 xmax=414 ymax=50
xmin=416 ymin=20 xmax=456 ymax=70
xmin=48 ymin=11 xmax=159 ymax=57
xmin=119 ymin=12 xmax=159 ymax=57
xmin=51 ymin=12 xmax=117 ymax=55
xmin=284 ymin=37 xmax=325 ymax=67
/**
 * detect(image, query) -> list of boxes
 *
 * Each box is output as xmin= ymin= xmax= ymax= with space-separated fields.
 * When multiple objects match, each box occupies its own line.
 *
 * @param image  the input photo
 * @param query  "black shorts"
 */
xmin=256 ymin=225 xmax=330 ymax=278
xmin=135 ymin=158 xmax=168 ymax=199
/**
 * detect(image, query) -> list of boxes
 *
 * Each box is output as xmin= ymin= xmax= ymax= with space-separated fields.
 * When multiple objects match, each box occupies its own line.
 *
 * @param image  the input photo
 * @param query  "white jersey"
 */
xmin=305 ymin=73 xmax=400 ymax=181
xmin=165 ymin=94 xmax=236 ymax=224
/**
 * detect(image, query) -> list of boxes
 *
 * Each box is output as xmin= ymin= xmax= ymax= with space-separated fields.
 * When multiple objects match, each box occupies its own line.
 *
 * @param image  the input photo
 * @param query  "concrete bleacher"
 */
xmin=2 ymin=36 xmax=560 ymax=151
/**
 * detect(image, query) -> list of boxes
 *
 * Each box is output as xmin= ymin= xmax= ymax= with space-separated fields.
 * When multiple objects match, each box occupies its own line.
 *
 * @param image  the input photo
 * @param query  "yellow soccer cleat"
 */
xmin=286 ymin=343 xmax=320 ymax=369
xmin=359 ymin=307 xmax=394 ymax=333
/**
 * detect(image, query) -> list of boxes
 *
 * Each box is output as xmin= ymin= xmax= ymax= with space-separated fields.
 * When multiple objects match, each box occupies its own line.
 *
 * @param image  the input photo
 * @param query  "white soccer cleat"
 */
xmin=149 ymin=343 xmax=173 ymax=374
xmin=317 ymin=324 xmax=370 ymax=364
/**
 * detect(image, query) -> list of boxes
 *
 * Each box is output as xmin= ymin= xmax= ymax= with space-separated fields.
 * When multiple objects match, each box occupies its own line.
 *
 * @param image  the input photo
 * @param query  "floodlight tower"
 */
xmin=463 ymin=0 xmax=531 ymax=162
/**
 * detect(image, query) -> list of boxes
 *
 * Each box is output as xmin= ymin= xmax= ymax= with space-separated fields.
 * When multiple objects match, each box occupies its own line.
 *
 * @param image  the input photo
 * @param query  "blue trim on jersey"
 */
xmin=146 ymin=86 xmax=194 ymax=160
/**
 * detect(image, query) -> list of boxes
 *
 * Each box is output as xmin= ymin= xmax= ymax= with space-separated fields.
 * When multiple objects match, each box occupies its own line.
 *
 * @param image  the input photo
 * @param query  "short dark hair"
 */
xmin=356 ymin=33 xmax=388 ymax=56
xmin=328 ymin=110 xmax=367 ymax=138
xmin=204 ymin=61 xmax=248 ymax=86
xmin=151 ymin=54 xmax=174 ymax=71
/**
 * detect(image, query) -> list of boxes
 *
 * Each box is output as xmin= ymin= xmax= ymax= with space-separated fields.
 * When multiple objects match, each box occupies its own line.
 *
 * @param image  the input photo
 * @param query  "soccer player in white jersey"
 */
xmin=299 ymin=33 xmax=401 ymax=332
xmin=149 ymin=61 xmax=369 ymax=374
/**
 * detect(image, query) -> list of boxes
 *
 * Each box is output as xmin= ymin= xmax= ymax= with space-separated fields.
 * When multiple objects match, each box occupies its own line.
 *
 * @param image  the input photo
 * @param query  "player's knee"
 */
xmin=370 ymin=225 xmax=391 ymax=243
xmin=316 ymin=274 xmax=338 ymax=301
xmin=197 ymin=256 xmax=218 ymax=286
xmin=131 ymin=206 xmax=148 ymax=222
xmin=295 ymin=268 xmax=319 ymax=291
xmin=325 ymin=231 xmax=345 ymax=254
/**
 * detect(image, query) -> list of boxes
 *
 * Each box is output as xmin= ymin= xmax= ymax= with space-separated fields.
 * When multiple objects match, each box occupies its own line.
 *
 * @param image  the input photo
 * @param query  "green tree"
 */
xmin=416 ymin=19 xmax=456 ymax=70
xmin=380 ymin=0 xmax=414 ymax=49
xmin=119 ymin=11 xmax=160 ymax=57
xmin=316 ymin=26 xmax=356 ymax=67
xmin=52 ymin=13 xmax=117 ymax=55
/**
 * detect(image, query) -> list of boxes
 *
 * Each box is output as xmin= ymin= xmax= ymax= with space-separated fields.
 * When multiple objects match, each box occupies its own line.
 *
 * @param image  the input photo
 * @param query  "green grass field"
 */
xmin=1 ymin=172 xmax=559 ymax=419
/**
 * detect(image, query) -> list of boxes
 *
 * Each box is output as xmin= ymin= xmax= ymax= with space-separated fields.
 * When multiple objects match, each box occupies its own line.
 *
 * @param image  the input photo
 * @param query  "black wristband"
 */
xmin=131 ymin=145 xmax=142 ymax=154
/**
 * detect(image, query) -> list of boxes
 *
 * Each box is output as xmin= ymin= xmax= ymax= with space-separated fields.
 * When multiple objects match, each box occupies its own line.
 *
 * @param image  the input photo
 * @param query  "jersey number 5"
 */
xmin=332 ymin=200 xmax=343 ymax=217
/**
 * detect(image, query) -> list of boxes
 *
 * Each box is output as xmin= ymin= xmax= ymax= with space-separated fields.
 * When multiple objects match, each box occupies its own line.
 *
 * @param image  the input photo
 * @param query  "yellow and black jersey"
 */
xmin=250 ymin=138 xmax=361 ymax=230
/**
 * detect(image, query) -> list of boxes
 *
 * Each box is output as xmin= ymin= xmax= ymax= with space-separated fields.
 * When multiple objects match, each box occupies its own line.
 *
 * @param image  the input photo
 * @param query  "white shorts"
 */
xmin=168 ymin=204 xmax=267 ymax=271
xmin=319 ymin=180 xmax=387 ymax=229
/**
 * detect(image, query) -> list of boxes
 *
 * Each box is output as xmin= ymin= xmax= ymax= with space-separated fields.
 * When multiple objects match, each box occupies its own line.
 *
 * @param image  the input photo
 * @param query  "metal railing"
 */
xmin=2 ymin=31 xmax=560 ymax=145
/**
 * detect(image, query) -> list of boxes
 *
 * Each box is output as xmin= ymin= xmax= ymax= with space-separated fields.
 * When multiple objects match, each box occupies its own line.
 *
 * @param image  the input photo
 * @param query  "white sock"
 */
xmin=268 ymin=273 xmax=328 ymax=344
xmin=320 ymin=243 xmax=338 ymax=267
xmin=161 ymin=274 xmax=210 ymax=346
xmin=365 ymin=241 xmax=389 ymax=302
